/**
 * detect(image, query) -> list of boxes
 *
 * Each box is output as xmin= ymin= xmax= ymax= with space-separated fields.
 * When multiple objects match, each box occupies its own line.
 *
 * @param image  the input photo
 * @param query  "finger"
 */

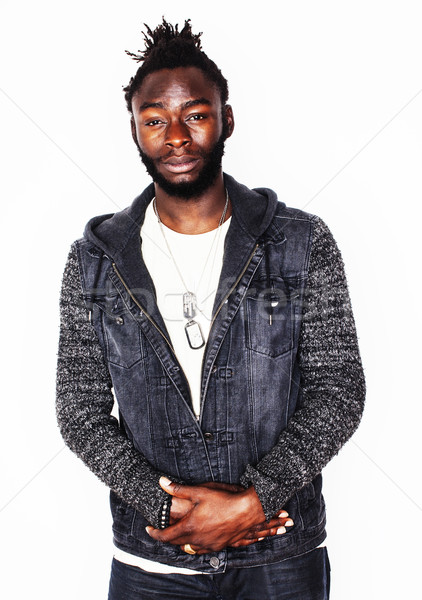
xmin=256 ymin=518 xmax=294 ymax=537
xmin=169 ymin=497 xmax=193 ymax=522
xmin=180 ymin=544 xmax=201 ymax=554
xmin=258 ymin=526 xmax=287 ymax=537
xmin=266 ymin=516 xmax=294 ymax=529
xmin=200 ymin=482 xmax=243 ymax=493
xmin=246 ymin=516 xmax=294 ymax=537
xmin=195 ymin=548 xmax=220 ymax=555
xmin=258 ymin=517 xmax=284 ymax=530
xmin=230 ymin=538 xmax=261 ymax=547
xmin=190 ymin=548 xmax=214 ymax=555
xmin=146 ymin=523 xmax=183 ymax=544
xmin=146 ymin=524 xmax=186 ymax=545
xmin=230 ymin=526 xmax=289 ymax=547
xmin=146 ymin=515 xmax=198 ymax=545
xmin=239 ymin=526 xmax=283 ymax=540
xmin=242 ymin=518 xmax=294 ymax=540
xmin=159 ymin=477 xmax=199 ymax=501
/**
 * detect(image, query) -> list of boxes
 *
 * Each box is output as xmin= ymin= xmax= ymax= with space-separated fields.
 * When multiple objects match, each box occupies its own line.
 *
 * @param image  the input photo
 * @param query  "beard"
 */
xmin=137 ymin=129 xmax=227 ymax=199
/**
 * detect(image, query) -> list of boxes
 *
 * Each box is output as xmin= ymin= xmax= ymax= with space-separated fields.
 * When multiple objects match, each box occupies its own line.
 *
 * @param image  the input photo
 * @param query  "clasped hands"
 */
xmin=146 ymin=477 xmax=293 ymax=555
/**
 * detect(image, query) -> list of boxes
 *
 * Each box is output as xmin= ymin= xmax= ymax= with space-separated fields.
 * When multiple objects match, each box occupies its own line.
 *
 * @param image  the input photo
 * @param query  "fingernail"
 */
xmin=258 ymin=537 xmax=265 ymax=541
xmin=145 ymin=526 xmax=152 ymax=536
xmin=160 ymin=476 xmax=172 ymax=487
xmin=285 ymin=519 xmax=294 ymax=526
xmin=276 ymin=527 xmax=286 ymax=535
xmin=278 ymin=511 xmax=288 ymax=517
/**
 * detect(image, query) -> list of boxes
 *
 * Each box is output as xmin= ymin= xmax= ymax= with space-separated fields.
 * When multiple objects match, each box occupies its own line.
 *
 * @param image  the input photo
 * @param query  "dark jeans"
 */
xmin=108 ymin=547 xmax=330 ymax=599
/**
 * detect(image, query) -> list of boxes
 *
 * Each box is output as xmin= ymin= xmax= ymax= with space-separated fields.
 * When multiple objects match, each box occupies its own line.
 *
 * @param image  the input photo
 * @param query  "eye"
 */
xmin=187 ymin=114 xmax=206 ymax=121
xmin=145 ymin=119 xmax=164 ymax=126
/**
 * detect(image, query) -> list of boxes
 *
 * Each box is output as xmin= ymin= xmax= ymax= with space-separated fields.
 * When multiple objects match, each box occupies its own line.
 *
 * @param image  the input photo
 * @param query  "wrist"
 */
xmin=238 ymin=486 xmax=266 ymax=526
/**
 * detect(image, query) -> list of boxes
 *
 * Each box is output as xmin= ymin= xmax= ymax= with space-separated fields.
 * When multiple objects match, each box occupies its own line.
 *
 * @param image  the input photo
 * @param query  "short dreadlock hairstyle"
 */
xmin=123 ymin=18 xmax=229 ymax=114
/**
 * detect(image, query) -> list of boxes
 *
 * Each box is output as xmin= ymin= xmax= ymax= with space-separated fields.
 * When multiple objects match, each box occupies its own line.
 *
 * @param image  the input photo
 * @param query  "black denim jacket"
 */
xmin=57 ymin=174 xmax=365 ymax=572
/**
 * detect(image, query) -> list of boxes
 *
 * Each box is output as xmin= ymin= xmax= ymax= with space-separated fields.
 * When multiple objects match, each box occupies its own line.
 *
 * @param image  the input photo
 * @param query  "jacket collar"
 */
xmin=224 ymin=174 xmax=283 ymax=242
xmin=84 ymin=173 xmax=284 ymax=260
xmin=83 ymin=173 xmax=285 ymax=327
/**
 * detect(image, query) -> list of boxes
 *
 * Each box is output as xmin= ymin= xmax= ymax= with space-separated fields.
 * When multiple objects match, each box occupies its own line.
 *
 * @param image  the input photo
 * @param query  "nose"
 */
xmin=165 ymin=119 xmax=191 ymax=149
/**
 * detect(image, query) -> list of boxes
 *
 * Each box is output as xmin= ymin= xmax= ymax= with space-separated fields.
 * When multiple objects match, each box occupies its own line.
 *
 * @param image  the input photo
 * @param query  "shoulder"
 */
xmin=273 ymin=205 xmax=339 ymax=251
xmin=274 ymin=202 xmax=316 ymax=223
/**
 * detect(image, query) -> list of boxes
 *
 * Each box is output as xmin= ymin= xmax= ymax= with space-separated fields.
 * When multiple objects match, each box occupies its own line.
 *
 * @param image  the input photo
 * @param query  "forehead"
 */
xmin=132 ymin=66 xmax=220 ymax=110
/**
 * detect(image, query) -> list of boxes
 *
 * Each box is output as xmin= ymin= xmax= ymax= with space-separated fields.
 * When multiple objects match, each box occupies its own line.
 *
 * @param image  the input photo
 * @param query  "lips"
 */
xmin=161 ymin=155 xmax=200 ymax=174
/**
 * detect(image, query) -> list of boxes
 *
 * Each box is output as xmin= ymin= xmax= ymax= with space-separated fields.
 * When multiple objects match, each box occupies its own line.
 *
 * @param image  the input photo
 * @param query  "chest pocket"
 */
xmin=94 ymin=288 xmax=145 ymax=369
xmin=245 ymin=276 xmax=297 ymax=358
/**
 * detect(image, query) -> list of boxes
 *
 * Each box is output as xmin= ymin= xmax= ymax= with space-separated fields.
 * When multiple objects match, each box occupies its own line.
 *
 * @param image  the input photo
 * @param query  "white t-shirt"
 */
xmin=140 ymin=200 xmax=231 ymax=417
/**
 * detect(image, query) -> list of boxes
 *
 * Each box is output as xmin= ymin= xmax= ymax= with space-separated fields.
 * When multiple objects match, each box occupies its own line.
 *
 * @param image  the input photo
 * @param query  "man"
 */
xmin=56 ymin=19 xmax=365 ymax=599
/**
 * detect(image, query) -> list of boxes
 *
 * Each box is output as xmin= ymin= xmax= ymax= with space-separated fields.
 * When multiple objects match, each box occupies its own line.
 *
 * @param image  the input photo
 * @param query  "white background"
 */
xmin=1 ymin=1 xmax=421 ymax=598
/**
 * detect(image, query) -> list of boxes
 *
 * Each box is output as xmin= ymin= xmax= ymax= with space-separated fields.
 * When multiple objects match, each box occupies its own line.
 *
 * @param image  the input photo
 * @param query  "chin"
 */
xmin=155 ymin=175 xmax=220 ymax=200
xmin=146 ymin=160 xmax=222 ymax=200
xmin=138 ymin=136 xmax=226 ymax=199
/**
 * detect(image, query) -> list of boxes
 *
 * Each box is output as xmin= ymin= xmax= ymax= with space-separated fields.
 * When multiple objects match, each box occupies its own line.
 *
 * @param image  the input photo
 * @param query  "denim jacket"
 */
xmin=65 ymin=174 xmax=364 ymax=573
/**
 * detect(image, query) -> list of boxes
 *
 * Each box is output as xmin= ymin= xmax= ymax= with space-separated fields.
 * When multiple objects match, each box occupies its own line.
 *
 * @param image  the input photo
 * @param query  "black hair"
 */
xmin=123 ymin=18 xmax=229 ymax=113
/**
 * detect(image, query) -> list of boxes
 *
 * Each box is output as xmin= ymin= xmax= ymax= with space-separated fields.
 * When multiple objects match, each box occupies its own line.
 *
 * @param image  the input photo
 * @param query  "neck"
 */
xmin=154 ymin=173 xmax=231 ymax=234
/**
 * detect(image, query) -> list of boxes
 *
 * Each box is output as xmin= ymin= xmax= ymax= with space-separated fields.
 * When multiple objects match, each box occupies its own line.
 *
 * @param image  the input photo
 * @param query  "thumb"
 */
xmin=159 ymin=476 xmax=174 ymax=491
xmin=159 ymin=477 xmax=196 ymax=500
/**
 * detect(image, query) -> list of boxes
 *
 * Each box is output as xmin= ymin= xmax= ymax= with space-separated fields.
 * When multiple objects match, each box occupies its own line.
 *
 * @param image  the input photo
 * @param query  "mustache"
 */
xmin=157 ymin=149 xmax=205 ymax=161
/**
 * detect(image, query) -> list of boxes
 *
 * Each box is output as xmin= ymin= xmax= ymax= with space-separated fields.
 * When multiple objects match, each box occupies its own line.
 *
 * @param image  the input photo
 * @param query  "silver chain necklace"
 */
xmin=153 ymin=190 xmax=229 ymax=349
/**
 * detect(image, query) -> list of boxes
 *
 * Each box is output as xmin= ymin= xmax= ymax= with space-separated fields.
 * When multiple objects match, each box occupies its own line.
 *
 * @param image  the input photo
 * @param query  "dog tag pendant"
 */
xmin=185 ymin=320 xmax=205 ymax=349
xmin=183 ymin=292 xmax=197 ymax=319
xmin=264 ymin=290 xmax=280 ymax=326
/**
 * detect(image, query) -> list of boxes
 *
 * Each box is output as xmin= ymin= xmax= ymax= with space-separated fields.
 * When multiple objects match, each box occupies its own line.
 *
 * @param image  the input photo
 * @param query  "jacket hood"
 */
xmin=83 ymin=173 xmax=283 ymax=261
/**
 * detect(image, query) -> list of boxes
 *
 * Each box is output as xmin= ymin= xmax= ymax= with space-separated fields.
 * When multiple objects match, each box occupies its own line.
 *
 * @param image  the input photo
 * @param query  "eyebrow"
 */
xmin=139 ymin=97 xmax=212 ymax=111
xmin=182 ymin=98 xmax=212 ymax=109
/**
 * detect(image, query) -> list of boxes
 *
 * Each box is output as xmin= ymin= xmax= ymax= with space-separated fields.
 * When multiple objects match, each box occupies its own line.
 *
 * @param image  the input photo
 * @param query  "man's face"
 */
xmin=131 ymin=66 xmax=234 ymax=198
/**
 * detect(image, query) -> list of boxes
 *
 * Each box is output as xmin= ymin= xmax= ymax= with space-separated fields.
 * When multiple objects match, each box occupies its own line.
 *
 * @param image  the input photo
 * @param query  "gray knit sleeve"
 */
xmin=240 ymin=217 xmax=365 ymax=519
xmin=56 ymin=244 xmax=167 ymax=528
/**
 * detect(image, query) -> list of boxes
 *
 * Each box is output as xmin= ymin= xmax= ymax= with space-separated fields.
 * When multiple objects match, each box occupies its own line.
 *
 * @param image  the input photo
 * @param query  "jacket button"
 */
xmin=209 ymin=557 xmax=220 ymax=569
xmin=204 ymin=432 xmax=214 ymax=442
xmin=211 ymin=366 xmax=218 ymax=374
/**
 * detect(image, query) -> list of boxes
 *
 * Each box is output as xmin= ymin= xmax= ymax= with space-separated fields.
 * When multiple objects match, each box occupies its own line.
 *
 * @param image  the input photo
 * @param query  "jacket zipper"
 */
xmin=209 ymin=243 xmax=260 ymax=331
xmin=112 ymin=263 xmax=174 ymax=349
xmin=111 ymin=263 xmax=197 ymax=414
xmin=199 ymin=243 xmax=260 ymax=420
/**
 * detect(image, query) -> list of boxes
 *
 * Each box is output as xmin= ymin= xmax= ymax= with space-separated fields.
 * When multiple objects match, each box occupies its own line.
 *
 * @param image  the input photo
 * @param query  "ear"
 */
xmin=130 ymin=117 xmax=138 ymax=146
xmin=224 ymin=104 xmax=235 ymax=139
